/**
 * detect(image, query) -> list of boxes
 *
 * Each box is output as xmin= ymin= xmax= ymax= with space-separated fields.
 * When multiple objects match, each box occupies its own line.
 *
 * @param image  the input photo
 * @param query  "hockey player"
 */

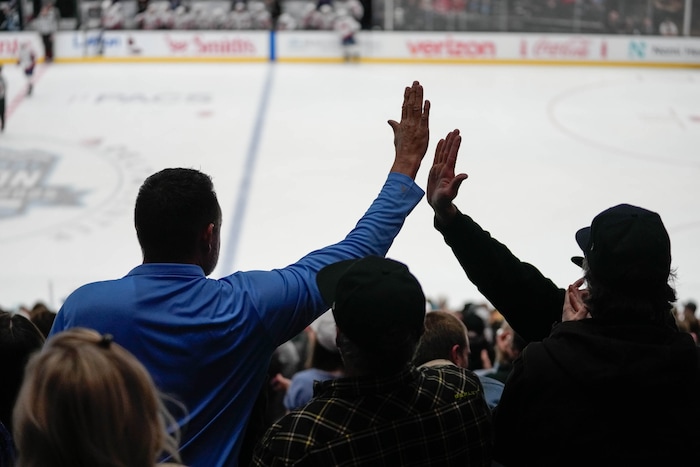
xmin=33 ymin=0 xmax=60 ymax=62
xmin=334 ymin=7 xmax=360 ymax=62
xmin=0 ymin=66 xmax=6 ymax=131
xmin=17 ymin=42 xmax=36 ymax=96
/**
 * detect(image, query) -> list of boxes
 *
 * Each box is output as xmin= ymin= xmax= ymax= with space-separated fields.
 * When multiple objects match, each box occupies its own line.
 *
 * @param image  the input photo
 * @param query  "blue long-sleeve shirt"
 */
xmin=50 ymin=172 xmax=424 ymax=467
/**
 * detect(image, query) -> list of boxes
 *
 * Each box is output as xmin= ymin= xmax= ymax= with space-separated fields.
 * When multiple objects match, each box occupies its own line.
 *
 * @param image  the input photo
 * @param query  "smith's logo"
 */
xmin=0 ymin=149 xmax=84 ymax=218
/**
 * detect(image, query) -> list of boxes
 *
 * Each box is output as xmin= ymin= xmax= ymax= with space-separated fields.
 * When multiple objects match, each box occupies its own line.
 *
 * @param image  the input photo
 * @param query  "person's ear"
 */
xmin=450 ymin=344 xmax=465 ymax=368
xmin=201 ymin=223 xmax=215 ymax=252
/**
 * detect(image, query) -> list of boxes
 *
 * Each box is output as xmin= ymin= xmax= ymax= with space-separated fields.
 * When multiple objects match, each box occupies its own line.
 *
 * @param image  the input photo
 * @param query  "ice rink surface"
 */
xmin=1 ymin=61 xmax=699 ymax=312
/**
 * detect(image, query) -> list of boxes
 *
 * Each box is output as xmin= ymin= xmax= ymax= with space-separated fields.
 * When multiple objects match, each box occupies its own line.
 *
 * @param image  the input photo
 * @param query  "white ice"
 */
xmin=1 ymin=62 xmax=699 ymax=313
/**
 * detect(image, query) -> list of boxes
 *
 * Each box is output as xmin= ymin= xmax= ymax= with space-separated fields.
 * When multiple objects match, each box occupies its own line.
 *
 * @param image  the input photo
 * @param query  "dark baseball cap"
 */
xmin=316 ymin=256 xmax=426 ymax=350
xmin=571 ymin=204 xmax=671 ymax=287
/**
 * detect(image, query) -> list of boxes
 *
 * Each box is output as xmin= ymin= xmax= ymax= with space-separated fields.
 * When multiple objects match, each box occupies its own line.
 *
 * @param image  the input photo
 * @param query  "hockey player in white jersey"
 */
xmin=0 ymin=66 xmax=6 ymax=131
xmin=17 ymin=42 xmax=36 ymax=96
xmin=334 ymin=7 xmax=360 ymax=62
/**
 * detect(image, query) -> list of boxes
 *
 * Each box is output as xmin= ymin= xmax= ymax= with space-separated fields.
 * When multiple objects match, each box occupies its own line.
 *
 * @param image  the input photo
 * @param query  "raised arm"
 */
xmin=425 ymin=128 xmax=564 ymax=342
xmin=237 ymin=81 xmax=433 ymax=347
xmin=387 ymin=80 xmax=430 ymax=180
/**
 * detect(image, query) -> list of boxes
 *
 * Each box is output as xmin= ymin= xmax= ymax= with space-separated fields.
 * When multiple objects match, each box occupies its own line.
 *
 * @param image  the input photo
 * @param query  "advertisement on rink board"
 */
xmin=55 ymin=30 xmax=269 ymax=60
xmin=0 ymin=30 xmax=695 ymax=66
xmin=276 ymin=31 xmax=700 ymax=65
xmin=0 ymin=33 xmax=46 ymax=62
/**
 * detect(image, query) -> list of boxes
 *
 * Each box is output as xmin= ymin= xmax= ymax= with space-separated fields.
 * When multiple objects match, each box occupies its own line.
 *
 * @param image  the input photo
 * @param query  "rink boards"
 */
xmin=0 ymin=30 xmax=699 ymax=66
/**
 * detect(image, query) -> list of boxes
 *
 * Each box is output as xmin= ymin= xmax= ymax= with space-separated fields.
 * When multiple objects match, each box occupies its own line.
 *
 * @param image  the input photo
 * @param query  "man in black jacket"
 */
xmin=426 ymin=128 xmax=700 ymax=466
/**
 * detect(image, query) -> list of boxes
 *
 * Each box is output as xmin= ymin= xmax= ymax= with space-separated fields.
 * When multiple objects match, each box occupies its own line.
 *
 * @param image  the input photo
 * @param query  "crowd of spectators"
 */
xmin=394 ymin=0 xmax=690 ymax=34
xmin=2 ymin=0 xmax=694 ymax=34
xmin=85 ymin=0 xmax=365 ymax=32
xmin=3 ymin=292 xmax=698 ymax=464
xmin=87 ymin=0 xmax=690 ymax=34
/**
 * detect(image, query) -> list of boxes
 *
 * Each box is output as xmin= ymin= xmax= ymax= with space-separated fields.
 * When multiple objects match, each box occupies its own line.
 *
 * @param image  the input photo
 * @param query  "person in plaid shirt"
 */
xmin=252 ymin=253 xmax=493 ymax=466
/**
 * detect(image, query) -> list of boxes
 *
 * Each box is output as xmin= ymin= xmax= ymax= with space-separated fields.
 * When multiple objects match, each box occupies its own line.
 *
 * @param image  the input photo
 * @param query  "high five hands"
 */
xmin=389 ymin=81 xmax=469 ymax=226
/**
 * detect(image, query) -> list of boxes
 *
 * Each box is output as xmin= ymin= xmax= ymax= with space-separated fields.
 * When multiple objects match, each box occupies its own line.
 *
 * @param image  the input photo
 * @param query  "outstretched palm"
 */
xmin=427 ymin=129 xmax=467 ymax=219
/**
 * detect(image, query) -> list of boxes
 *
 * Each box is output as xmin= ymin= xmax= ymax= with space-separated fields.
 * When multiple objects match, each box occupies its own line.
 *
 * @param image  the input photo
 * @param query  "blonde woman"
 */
xmin=13 ymin=328 xmax=185 ymax=467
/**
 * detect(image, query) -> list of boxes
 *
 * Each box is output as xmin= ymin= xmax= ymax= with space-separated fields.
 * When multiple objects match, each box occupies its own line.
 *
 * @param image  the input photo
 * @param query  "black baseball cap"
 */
xmin=571 ymin=204 xmax=671 ymax=288
xmin=316 ymin=256 xmax=426 ymax=349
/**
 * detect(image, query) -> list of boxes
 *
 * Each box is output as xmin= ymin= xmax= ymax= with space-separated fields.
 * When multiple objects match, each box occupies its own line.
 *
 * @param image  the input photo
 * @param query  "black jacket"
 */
xmin=435 ymin=209 xmax=563 ymax=343
xmin=494 ymin=319 xmax=700 ymax=466
xmin=435 ymin=210 xmax=700 ymax=466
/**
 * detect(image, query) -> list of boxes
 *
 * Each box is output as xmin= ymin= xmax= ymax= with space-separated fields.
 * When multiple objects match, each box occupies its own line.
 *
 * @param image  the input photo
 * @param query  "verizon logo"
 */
xmin=407 ymin=38 xmax=496 ymax=58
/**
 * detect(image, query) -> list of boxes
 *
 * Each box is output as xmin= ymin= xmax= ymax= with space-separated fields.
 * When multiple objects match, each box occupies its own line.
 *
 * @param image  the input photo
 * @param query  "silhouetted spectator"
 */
xmin=252 ymin=256 xmax=493 ymax=465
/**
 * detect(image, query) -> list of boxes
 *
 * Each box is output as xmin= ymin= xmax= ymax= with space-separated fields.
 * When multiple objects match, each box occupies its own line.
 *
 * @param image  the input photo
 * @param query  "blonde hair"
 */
xmin=13 ymin=328 xmax=182 ymax=467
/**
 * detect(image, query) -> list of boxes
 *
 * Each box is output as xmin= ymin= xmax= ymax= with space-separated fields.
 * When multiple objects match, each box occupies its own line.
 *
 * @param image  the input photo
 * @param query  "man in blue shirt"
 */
xmin=50 ymin=80 xmax=431 ymax=467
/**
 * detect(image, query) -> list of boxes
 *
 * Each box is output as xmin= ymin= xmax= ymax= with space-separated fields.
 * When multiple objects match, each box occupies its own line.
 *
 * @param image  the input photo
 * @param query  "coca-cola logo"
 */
xmin=531 ymin=38 xmax=591 ymax=58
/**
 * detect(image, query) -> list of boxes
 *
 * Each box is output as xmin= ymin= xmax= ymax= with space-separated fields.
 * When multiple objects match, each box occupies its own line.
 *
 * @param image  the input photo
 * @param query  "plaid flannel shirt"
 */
xmin=251 ymin=365 xmax=493 ymax=466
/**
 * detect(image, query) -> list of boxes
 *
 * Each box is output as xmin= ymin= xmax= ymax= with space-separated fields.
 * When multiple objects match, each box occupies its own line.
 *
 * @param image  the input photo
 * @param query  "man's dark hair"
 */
xmin=584 ymin=262 xmax=677 ymax=326
xmin=134 ymin=168 xmax=221 ymax=262
xmin=310 ymin=340 xmax=344 ymax=373
xmin=29 ymin=306 xmax=56 ymax=339
xmin=337 ymin=327 xmax=420 ymax=375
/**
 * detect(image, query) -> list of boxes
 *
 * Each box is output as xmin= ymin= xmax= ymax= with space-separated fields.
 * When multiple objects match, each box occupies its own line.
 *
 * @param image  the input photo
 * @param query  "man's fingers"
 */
xmin=401 ymin=85 xmax=410 ymax=120
xmin=399 ymin=81 xmax=425 ymax=123
xmin=446 ymin=132 xmax=461 ymax=155
xmin=410 ymin=92 xmax=419 ymax=116
xmin=414 ymin=80 xmax=423 ymax=101
xmin=567 ymin=284 xmax=588 ymax=318
xmin=450 ymin=174 xmax=468 ymax=193
xmin=434 ymin=139 xmax=446 ymax=163
xmin=413 ymin=82 xmax=423 ymax=113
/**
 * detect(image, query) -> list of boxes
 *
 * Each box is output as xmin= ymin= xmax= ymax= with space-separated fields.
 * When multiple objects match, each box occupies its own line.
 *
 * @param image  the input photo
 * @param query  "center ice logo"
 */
xmin=0 ymin=140 xmax=151 ymax=243
xmin=0 ymin=149 xmax=84 ymax=219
